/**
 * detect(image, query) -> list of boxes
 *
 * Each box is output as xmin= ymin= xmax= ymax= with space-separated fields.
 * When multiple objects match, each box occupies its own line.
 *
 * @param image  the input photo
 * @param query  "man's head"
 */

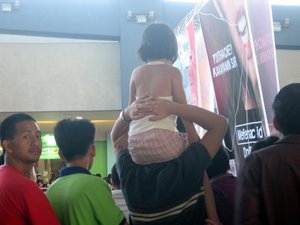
xmin=54 ymin=118 xmax=95 ymax=165
xmin=251 ymin=135 xmax=279 ymax=153
xmin=0 ymin=113 xmax=42 ymax=164
xmin=272 ymin=83 xmax=300 ymax=135
xmin=206 ymin=145 xmax=230 ymax=179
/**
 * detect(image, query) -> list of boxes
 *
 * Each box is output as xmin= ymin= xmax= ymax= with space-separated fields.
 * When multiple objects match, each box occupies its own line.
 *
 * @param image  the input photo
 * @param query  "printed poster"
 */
xmin=175 ymin=0 xmax=279 ymax=166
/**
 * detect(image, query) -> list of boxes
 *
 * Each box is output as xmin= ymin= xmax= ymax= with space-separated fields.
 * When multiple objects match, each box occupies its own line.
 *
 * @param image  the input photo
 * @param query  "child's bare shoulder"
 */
xmin=170 ymin=65 xmax=182 ymax=73
xmin=168 ymin=66 xmax=182 ymax=78
xmin=131 ymin=65 xmax=145 ymax=78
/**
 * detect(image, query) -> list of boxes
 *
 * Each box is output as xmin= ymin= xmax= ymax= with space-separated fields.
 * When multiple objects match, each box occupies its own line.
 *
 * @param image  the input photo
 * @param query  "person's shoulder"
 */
xmin=19 ymin=178 xmax=45 ymax=197
xmin=184 ymin=142 xmax=212 ymax=163
xmin=166 ymin=66 xmax=182 ymax=81
xmin=1 ymin=173 xmax=39 ymax=193
xmin=189 ymin=141 xmax=209 ymax=152
xmin=83 ymin=174 xmax=110 ymax=187
xmin=169 ymin=65 xmax=181 ymax=72
xmin=83 ymin=176 xmax=113 ymax=197
xmin=242 ymin=148 xmax=271 ymax=169
xmin=132 ymin=65 xmax=146 ymax=74
xmin=160 ymin=64 xmax=181 ymax=74
xmin=251 ymin=144 xmax=282 ymax=159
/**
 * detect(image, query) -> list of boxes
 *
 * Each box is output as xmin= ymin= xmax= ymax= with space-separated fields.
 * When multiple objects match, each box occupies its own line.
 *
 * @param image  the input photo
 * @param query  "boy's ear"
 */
xmin=89 ymin=144 xmax=96 ymax=158
xmin=273 ymin=117 xmax=281 ymax=132
xmin=2 ymin=140 xmax=13 ymax=154
xmin=58 ymin=150 xmax=65 ymax=161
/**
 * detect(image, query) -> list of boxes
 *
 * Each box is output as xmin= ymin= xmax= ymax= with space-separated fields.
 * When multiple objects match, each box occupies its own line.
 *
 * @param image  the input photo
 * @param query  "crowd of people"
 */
xmin=0 ymin=22 xmax=299 ymax=225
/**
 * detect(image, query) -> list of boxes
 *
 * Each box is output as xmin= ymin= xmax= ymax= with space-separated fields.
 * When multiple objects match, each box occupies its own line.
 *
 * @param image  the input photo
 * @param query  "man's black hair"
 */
xmin=251 ymin=135 xmax=279 ymax=152
xmin=0 ymin=113 xmax=36 ymax=154
xmin=206 ymin=145 xmax=230 ymax=179
xmin=272 ymin=83 xmax=300 ymax=135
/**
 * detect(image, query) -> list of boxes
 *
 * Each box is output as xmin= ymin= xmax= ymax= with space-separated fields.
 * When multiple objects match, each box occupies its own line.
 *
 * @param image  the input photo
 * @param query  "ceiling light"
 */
xmin=164 ymin=0 xmax=300 ymax=5
xmin=163 ymin=0 xmax=198 ymax=2
xmin=1 ymin=3 xmax=12 ymax=12
xmin=271 ymin=0 xmax=300 ymax=5
xmin=37 ymin=120 xmax=116 ymax=125
xmin=126 ymin=10 xmax=156 ymax=24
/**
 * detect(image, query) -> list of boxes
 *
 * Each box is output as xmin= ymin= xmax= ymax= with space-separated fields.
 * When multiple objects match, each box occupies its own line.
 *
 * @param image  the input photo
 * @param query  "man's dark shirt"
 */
xmin=236 ymin=135 xmax=300 ymax=225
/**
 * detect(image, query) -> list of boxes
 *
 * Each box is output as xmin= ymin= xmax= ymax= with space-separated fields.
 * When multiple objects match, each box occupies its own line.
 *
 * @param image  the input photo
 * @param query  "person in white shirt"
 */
xmin=111 ymin=163 xmax=129 ymax=222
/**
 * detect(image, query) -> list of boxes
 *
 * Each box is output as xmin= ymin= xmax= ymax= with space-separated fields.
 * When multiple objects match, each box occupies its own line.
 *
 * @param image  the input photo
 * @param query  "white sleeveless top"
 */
xmin=128 ymin=96 xmax=178 ymax=137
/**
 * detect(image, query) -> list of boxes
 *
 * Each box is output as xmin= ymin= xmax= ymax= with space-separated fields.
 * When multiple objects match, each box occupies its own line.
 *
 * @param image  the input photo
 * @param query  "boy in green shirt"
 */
xmin=47 ymin=118 xmax=127 ymax=225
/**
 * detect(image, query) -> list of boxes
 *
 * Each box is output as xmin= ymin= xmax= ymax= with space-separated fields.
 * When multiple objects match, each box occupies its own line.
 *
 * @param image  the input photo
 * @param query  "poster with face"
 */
xmin=175 ymin=0 xmax=278 ymax=166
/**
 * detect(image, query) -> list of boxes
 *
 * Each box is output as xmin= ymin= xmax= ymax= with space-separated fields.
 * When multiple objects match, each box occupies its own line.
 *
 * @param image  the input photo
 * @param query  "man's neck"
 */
xmin=5 ymin=157 xmax=33 ymax=177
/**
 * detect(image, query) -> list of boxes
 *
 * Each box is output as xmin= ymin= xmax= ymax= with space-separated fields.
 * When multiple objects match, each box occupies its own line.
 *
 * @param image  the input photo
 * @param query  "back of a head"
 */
xmin=54 ymin=118 xmax=95 ymax=162
xmin=272 ymin=83 xmax=300 ymax=135
xmin=207 ymin=145 xmax=230 ymax=179
xmin=0 ymin=153 xmax=4 ymax=165
xmin=251 ymin=135 xmax=279 ymax=152
xmin=103 ymin=173 xmax=112 ymax=185
xmin=111 ymin=163 xmax=120 ymax=189
xmin=0 ymin=113 xmax=36 ymax=152
xmin=137 ymin=23 xmax=178 ymax=64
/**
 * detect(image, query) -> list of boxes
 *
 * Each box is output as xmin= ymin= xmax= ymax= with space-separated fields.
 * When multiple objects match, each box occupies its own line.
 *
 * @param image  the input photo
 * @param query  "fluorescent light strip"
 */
xmin=164 ymin=0 xmax=199 ymax=2
xmin=271 ymin=0 xmax=300 ymax=5
xmin=37 ymin=120 xmax=116 ymax=125
xmin=164 ymin=0 xmax=300 ymax=5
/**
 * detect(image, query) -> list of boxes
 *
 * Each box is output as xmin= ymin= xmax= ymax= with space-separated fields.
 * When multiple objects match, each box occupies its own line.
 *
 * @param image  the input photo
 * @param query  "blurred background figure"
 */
xmin=207 ymin=145 xmax=236 ymax=225
xmin=251 ymin=135 xmax=279 ymax=153
xmin=36 ymin=174 xmax=44 ymax=188
xmin=111 ymin=164 xmax=129 ymax=222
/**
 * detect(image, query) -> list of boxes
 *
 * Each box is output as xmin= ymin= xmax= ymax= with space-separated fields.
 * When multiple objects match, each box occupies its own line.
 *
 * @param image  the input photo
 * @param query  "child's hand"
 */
xmin=128 ymin=96 xmax=156 ymax=120
xmin=148 ymin=98 xmax=172 ymax=121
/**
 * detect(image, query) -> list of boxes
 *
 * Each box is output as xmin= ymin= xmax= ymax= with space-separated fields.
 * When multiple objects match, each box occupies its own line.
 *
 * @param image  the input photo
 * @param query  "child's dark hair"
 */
xmin=137 ymin=23 xmax=178 ymax=64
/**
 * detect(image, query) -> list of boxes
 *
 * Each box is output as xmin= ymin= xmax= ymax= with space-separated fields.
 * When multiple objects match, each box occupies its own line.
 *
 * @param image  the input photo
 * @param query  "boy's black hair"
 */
xmin=54 ymin=118 xmax=95 ymax=162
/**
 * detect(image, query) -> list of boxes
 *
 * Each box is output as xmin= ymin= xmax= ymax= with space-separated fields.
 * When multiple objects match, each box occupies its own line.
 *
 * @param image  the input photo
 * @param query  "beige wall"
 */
xmin=276 ymin=49 xmax=300 ymax=87
xmin=0 ymin=36 xmax=121 ymax=112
